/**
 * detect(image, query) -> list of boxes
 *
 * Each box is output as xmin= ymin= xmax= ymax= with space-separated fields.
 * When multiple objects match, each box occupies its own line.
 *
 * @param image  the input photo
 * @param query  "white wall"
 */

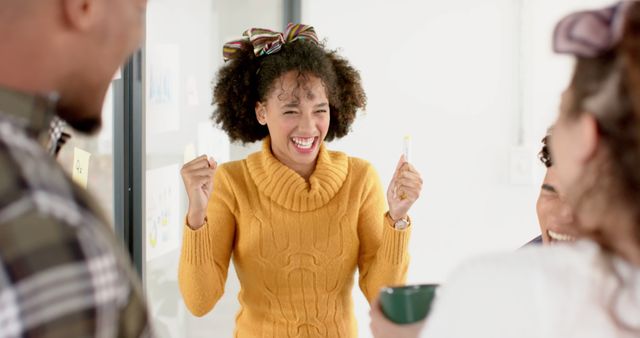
xmin=299 ymin=0 xmax=613 ymax=337
xmin=303 ymin=0 xmax=535 ymax=280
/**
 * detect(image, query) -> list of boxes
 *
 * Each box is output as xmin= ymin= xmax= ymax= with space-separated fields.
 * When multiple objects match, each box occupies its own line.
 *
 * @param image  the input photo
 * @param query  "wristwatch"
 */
xmin=387 ymin=212 xmax=410 ymax=230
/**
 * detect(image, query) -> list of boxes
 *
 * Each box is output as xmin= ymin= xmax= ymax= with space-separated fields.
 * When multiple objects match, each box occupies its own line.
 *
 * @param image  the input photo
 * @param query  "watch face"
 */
xmin=395 ymin=219 xmax=408 ymax=229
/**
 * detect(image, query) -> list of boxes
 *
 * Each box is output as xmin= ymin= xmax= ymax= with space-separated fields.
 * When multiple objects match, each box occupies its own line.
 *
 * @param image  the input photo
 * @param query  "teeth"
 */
xmin=548 ymin=230 xmax=576 ymax=242
xmin=292 ymin=137 xmax=314 ymax=149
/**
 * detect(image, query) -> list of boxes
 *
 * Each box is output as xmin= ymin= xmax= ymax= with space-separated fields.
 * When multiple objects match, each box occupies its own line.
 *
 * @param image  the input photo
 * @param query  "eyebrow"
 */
xmin=541 ymin=184 xmax=557 ymax=193
xmin=282 ymin=102 xmax=300 ymax=108
xmin=280 ymin=102 xmax=329 ymax=109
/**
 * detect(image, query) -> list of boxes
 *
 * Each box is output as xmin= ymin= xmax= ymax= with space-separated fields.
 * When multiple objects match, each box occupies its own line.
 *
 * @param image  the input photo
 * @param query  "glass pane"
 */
xmin=143 ymin=1 xmax=283 ymax=336
xmin=57 ymin=82 xmax=116 ymax=227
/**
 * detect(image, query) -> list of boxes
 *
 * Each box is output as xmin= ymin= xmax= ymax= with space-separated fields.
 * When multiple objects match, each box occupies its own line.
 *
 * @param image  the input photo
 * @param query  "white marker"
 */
xmin=403 ymin=135 xmax=411 ymax=163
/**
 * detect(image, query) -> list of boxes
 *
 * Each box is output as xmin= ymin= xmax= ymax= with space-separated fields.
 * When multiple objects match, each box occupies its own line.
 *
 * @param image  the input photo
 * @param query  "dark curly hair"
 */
xmin=538 ymin=128 xmax=553 ymax=168
xmin=212 ymin=38 xmax=366 ymax=143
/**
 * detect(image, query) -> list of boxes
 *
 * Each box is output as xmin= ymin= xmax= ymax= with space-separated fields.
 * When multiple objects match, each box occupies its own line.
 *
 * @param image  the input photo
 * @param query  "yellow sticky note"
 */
xmin=72 ymin=147 xmax=91 ymax=189
xmin=184 ymin=143 xmax=196 ymax=164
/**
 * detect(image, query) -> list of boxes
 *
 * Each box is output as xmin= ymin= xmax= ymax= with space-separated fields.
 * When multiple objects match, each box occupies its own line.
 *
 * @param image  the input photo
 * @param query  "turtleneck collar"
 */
xmin=246 ymin=137 xmax=349 ymax=212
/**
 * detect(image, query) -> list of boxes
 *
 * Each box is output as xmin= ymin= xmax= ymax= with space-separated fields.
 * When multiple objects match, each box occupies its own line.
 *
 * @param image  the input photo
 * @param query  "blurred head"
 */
xmin=212 ymin=25 xmax=366 ymax=172
xmin=57 ymin=0 xmax=146 ymax=133
xmin=0 ymin=0 xmax=147 ymax=133
xmin=536 ymin=130 xmax=579 ymax=244
xmin=551 ymin=1 xmax=640 ymax=256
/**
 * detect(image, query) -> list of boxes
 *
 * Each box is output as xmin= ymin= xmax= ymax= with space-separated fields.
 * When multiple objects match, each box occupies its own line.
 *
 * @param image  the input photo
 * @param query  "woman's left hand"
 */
xmin=387 ymin=155 xmax=423 ymax=221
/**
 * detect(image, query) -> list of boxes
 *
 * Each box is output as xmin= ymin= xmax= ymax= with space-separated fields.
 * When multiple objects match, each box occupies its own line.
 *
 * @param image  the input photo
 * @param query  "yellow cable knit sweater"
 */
xmin=179 ymin=138 xmax=411 ymax=337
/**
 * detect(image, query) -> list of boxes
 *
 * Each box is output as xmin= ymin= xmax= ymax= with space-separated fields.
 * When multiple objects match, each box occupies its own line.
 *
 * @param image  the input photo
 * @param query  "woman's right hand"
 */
xmin=180 ymin=155 xmax=217 ymax=229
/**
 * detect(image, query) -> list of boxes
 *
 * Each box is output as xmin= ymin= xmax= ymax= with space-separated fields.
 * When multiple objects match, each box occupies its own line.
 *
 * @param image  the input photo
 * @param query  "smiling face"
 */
xmin=255 ymin=71 xmax=330 ymax=177
xmin=536 ymin=166 xmax=579 ymax=244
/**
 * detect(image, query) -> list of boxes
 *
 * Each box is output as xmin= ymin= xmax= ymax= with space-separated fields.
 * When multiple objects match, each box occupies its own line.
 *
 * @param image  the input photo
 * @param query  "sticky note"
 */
xmin=72 ymin=147 xmax=91 ymax=189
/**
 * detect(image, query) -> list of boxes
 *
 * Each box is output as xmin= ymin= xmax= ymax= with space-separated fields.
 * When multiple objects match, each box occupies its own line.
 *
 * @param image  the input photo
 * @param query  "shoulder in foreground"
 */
xmin=0 ymin=209 xmax=130 ymax=281
xmin=422 ymin=240 xmax=608 ymax=337
xmin=0 ymin=149 xmax=29 ymax=206
xmin=443 ymin=240 xmax=602 ymax=294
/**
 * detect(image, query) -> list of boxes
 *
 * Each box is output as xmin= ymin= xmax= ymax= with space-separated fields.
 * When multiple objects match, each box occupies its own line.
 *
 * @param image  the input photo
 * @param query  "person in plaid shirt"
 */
xmin=0 ymin=0 xmax=151 ymax=337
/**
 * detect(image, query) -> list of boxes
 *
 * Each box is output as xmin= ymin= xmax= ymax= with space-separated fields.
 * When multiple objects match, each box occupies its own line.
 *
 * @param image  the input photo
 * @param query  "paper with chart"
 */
xmin=147 ymin=43 xmax=181 ymax=133
xmin=146 ymin=164 xmax=181 ymax=261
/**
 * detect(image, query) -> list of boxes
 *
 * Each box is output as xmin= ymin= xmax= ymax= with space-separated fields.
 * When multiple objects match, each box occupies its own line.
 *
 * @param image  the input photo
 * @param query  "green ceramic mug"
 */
xmin=379 ymin=284 xmax=438 ymax=324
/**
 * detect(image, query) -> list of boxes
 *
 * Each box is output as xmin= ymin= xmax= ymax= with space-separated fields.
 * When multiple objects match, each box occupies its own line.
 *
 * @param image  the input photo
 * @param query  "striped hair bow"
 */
xmin=553 ymin=1 xmax=633 ymax=57
xmin=223 ymin=23 xmax=319 ymax=61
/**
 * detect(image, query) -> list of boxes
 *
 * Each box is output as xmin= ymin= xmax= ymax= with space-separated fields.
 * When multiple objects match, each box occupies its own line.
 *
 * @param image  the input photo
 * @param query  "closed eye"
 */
xmin=541 ymin=184 xmax=557 ymax=194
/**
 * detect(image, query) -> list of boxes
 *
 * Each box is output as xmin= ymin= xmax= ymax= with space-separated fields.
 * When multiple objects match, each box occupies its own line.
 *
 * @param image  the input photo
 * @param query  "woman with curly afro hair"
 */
xmin=178 ymin=24 xmax=423 ymax=337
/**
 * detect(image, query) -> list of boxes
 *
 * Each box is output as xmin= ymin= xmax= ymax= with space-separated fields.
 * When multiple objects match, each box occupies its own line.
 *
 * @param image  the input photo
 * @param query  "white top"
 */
xmin=421 ymin=240 xmax=640 ymax=338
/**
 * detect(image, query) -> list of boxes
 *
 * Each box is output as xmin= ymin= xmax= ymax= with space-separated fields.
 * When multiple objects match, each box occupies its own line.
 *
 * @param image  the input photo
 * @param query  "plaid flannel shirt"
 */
xmin=0 ymin=86 xmax=152 ymax=338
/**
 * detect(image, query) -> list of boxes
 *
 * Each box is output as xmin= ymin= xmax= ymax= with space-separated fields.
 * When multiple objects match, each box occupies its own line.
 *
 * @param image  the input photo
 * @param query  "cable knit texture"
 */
xmin=179 ymin=137 xmax=411 ymax=337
